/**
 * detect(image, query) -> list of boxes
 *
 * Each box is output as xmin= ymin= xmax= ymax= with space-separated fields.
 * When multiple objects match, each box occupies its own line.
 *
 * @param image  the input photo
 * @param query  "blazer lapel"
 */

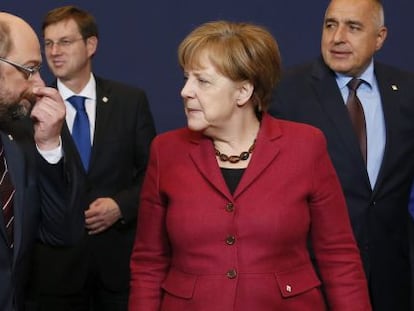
xmin=233 ymin=114 xmax=281 ymax=198
xmin=188 ymin=116 xmax=282 ymax=200
xmin=188 ymin=132 xmax=232 ymax=200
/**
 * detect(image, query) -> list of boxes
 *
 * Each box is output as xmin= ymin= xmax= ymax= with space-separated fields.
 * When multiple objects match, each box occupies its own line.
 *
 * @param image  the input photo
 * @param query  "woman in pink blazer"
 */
xmin=129 ymin=21 xmax=371 ymax=311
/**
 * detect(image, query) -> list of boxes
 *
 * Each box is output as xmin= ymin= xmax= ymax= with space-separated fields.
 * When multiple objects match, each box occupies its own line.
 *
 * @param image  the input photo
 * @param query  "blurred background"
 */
xmin=3 ymin=0 xmax=412 ymax=133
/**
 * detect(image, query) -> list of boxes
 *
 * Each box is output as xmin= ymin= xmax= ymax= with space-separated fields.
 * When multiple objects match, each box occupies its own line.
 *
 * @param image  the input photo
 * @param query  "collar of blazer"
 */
xmin=187 ymin=113 xmax=282 ymax=199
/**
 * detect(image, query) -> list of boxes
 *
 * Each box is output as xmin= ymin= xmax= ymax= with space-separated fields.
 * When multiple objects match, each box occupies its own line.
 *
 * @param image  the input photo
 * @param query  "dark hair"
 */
xmin=42 ymin=5 xmax=98 ymax=39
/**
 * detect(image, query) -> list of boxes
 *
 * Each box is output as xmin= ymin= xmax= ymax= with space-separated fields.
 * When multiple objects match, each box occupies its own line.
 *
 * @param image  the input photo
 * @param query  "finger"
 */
xmin=85 ymin=216 xmax=100 ymax=225
xmin=32 ymin=86 xmax=64 ymax=102
xmin=85 ymin=208 xmax=100 ymax=218
xmin=31 ymin=100 xmax=65 ymax=125
xmin=32 ymin=96 xmax=65 ymax=115
xmin=86 ymin=219 xmax=103 ymax=230
xmin=88 ymin=225 xmax=107 ymax=235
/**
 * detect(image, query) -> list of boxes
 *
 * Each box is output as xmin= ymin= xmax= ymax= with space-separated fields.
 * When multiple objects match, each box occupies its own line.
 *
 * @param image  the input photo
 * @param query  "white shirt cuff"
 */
xmin=36 ymin=137 xmax=63 ymax=164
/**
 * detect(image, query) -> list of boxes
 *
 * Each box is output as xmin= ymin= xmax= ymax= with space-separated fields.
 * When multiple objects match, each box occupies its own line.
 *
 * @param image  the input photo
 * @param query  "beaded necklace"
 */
xmin=214 ymin=140 xmax=256 ymax=164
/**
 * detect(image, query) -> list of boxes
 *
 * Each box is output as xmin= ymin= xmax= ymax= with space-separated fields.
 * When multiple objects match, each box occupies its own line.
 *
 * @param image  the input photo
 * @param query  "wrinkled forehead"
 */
xmin=325 ymin=0 xmax=377 ymax=23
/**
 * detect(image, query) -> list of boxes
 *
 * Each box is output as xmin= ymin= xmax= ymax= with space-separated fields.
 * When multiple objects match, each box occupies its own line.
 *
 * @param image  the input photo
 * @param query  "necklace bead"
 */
xmin=215 ymin=140 xmax=256 ymax=163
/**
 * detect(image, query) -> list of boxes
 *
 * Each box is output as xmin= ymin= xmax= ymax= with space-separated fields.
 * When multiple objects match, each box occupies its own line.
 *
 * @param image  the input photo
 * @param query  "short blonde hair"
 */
xmin=178 ymin=21 xmax=281 ymax=112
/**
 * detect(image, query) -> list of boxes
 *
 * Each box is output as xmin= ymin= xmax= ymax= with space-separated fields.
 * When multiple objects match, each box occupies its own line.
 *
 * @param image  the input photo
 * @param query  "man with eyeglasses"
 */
xmin=0 ymin=57 xmax=41 ymax=80
xmin=0 ymin=12 xmax=85 ymax=311
xmin=25 ymin=5 xmax=156 ymax=311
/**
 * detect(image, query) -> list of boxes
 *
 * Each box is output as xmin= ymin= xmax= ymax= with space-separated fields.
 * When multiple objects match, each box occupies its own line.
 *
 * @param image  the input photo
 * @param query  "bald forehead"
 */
xmin=0 ymin=12 xmax=41 ymax=68
xmin=0 ymin=12 xmax=39 ymax=52
xmin=0 ymin=12 xmax=37 ymax=39
xmin=0 ymin=12 xmax=30 ymax=28
xmin=326 ymin=0 xmax=383 ymax=27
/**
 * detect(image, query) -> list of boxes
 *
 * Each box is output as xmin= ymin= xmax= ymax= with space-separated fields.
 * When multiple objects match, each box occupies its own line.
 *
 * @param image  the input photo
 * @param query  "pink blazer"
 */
xmin=129 ymin=114 xmax=371 ymax=311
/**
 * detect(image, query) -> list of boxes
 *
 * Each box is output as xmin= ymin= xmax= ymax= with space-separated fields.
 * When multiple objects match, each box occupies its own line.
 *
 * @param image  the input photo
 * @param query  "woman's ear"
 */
xmin=236 ymin=81 xmax=254 ymax=107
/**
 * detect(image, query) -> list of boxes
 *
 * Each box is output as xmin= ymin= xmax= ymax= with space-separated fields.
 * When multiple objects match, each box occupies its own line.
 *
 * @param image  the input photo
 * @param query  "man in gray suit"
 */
xmin=270 ymin=0 xmax=414 ymax=309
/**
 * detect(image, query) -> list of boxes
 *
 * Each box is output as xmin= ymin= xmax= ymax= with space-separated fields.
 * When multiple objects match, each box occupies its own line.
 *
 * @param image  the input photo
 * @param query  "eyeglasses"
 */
xmin=0 ymin=57 xmax=41 ymax=80
xmin=44 ymin=38 xmax=84 ymax=50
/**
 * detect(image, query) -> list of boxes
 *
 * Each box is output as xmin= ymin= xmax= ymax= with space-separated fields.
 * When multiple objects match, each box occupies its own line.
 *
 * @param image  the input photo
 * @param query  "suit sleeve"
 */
xmin=308 ymin=130 xmax=371 ymax=310
xmin=10 ymin=117 xmax=85 ymax=246
xmin=37 ymin=137 xmax=86 ymax=245
xmin=112 ymin=90 xmax=156 ymax=225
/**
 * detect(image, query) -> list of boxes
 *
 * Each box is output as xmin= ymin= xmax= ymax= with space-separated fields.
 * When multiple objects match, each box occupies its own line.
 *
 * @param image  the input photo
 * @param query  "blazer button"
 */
xmin=226 ymin=269 xmax=237 ymax=279
xmin=225 ymin=202 xmax=234 ymax=212
xmin=225 ymin=235 xmax=236 ymax=245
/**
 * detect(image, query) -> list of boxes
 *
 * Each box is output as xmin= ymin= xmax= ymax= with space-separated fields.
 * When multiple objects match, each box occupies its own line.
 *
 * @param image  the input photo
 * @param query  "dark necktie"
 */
xmin=67 ymin=95 xmax=91 ymax=170
xmin=346 ymin=78 xmax=367 ymax=164
xmin=0 ymin=143 xmax=15 ymax=248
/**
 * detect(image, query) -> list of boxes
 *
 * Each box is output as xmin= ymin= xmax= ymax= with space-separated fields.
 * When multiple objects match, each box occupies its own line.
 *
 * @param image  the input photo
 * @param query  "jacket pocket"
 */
xmin=161 ymin=268 xmax=197 ymax=299
xmin=275 ymin=263 xmax=321 ymax=298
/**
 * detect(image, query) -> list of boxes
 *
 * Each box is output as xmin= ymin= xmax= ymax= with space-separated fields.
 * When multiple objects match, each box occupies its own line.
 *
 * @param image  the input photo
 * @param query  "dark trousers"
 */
xmin=25 ymin=241 xmax=129 ymax=311
xmin=25 ymin=280 xmax=128 ymax=311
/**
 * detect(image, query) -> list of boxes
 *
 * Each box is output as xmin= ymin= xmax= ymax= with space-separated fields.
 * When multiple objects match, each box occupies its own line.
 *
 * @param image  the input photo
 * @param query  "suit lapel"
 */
xmin=89 ymin=78 xmax=112 ymax=169
xmin=310 ymin=60 xmax=370 ymax=187
xmin=371 ymin=64 xmax=401 ymax=194
xmin=0 ymin=132 xmax=25 ymax=260
xmin=311 ymin=60 xmax=365 ymax=164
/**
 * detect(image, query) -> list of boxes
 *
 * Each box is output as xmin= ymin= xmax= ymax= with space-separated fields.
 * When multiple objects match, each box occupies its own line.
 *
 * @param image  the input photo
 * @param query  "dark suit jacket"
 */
xmin=0 ymin=126 xmax=84 ymax=311
xmin=270 ymin=57 xmax=414 ymax=311
xmin=29 ymin=76 xmax=156 ymax=295
xmin=129 ymin=114 xmax=371 ymax=311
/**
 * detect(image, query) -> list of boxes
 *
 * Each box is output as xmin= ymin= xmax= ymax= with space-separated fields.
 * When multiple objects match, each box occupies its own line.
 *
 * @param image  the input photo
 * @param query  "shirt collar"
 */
xmin=335 ymin=59 xmax=375 ymax=90
xmin=58 ymin=73 xmax=97 ymax=101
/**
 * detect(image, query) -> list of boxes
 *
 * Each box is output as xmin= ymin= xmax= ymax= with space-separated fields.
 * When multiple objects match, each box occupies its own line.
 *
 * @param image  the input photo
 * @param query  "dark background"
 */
xmin=3 ymin=1 xmax=413 ymax=133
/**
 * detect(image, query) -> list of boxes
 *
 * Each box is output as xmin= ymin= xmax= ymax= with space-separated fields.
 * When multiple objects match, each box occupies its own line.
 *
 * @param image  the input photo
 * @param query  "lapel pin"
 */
xmin=7 ymin=134 xmax=13 ymax=141
xmin=391 ymin=84 xmax=398 ymax=91
xmin=102 ymin=96 xmax=109 ymax=103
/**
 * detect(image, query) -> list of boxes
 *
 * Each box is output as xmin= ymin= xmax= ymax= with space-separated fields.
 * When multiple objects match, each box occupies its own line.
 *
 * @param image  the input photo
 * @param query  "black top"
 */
xmin=220 ymin=168 xmax=245 ymax=194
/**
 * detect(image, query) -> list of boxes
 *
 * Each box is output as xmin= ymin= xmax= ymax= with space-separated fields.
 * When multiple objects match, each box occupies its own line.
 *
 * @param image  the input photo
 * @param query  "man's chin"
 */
xmin=12 ymin=99 xmax=32 ymax=119
xmin=0 ymin=101 xmax=32 ymax=132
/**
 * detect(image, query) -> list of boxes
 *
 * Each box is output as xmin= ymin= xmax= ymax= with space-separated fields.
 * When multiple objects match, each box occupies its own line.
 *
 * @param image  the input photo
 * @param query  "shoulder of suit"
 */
xmin=95 ymin=75 xmax=146 ymax=95
xmin=279 ymin=57 xmax=329 ymax=84
xmin=374 ymin=61 xmax=414 ymax=80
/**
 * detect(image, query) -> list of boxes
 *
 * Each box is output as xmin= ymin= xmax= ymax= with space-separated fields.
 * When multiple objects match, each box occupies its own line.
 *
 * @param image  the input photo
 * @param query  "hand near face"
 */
xmin=85 ymin=197 xmax=122 ymax=235
xmin=31 ymin=86 xmax=65 ymax=150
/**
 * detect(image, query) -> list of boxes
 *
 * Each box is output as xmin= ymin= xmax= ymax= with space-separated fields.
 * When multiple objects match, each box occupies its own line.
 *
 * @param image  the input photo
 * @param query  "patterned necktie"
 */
xmin=67 ymin=95 xmax=91 ymax=170
xmin=0 ymin=143 xmax=15 ymax=248
xmin=346 ymin=78 xmax=367 ymax=165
